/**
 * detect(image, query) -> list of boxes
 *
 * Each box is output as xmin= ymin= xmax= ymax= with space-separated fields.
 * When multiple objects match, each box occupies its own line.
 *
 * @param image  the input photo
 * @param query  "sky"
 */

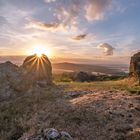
xmin=0 ymin=0 xmax=140 ymax=64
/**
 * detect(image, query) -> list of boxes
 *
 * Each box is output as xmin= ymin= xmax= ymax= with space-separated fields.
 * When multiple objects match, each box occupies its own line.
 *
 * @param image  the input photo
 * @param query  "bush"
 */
xmin=74 ymin=71 xmax=90 ymax=82
xmin=53 ymin=72 xmax=126 ymax=83
xmin=73 ymin=71 xmax=97 ymax=82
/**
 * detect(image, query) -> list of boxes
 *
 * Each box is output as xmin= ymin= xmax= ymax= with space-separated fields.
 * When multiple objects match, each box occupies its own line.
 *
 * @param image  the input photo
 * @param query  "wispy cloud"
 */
xmin=27 ymin=0 xmax=114 ymax=32
xmin=43 ymin=0 xmax=114 ymax=29
xmin=26 ymin=19 xmax=59 ymax=30
xmin=45 ymin=0 xmax=57 ymax=3
xmin=72 ymin=34 xmax=87 ymax=40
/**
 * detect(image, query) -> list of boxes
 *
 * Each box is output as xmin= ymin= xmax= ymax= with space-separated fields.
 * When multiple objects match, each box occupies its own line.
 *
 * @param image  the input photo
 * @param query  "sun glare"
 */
xmin=37 ymin=53 xmax=42 ymax=57
xmin=29 ymin=45 xmax=52 ymax=57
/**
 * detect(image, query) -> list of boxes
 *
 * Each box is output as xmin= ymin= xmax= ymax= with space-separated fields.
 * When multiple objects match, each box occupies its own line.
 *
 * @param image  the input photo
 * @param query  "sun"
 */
xmin=29 ymin=45 xmax=52 ymax=57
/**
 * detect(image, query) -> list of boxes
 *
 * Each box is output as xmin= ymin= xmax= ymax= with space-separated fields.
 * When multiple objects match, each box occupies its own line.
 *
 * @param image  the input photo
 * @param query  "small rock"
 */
xmin=47 ymin=128 xmax=60 ymax=140
xmin=19 ymin=128 xmax=73 ymax=140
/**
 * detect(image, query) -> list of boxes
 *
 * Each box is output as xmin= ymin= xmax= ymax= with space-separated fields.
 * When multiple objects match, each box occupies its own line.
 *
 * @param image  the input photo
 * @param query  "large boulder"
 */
xmin=22 ymin=54 xmax=52 ymax=85
xmin=0 ymin=61 xmax=34 ymax=92
xmin=0 ymin=61 xmax=19 ymax=84
xmin=0 ymin=61 xmax=18 ymax=99
xmin=0 ymin=61 xmax=30 ymax=99
xmin=129 ymin=52 xmax=140 ymax=84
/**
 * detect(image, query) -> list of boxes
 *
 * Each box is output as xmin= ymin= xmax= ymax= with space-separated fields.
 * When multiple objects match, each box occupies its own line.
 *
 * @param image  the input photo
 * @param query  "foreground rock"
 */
xmin=0 ymin=54 xmax=52 ymax=100
xmin=0 ymin=61 xmax=28 ymax=99
xmin=22 ymin=54 xmax=52 ymax=85
xmin=129 ymin=52 xmax=140 ymax=84
xmin=19 ymin=128 xmax=73 ymax=140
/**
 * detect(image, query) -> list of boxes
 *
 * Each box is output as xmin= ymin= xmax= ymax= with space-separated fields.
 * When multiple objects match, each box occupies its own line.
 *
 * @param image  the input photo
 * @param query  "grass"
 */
xmin=0 ymin=79 xmax=140 ymax=139
xmin=56 ymin=79 xmax=140 ymax=94
xmin=0 ymin=85 xmax=63 ymax=140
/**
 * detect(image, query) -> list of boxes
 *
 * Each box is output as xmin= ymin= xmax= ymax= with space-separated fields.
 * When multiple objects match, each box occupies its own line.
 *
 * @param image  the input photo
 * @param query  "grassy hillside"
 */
xmin=0 ymin=80 xmax=140 ymax=139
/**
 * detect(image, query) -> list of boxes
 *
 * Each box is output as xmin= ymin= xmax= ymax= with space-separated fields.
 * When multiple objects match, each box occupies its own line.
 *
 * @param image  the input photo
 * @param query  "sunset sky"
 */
xmin=0 ymin=0 xmax=140 ymax=64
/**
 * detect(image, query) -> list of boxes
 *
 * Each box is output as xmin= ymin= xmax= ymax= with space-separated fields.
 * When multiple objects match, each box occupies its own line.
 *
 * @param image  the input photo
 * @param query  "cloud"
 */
xmin=26 ymin=0 xmax=116 ymax=32
xmin=26 ymin=17 xmax=72 ymax=32
xmin=52 ymin=3 xmax=81 ymax=31
xmin=72 ymin=34 xmax=87 ymax=40
xmin=26 ymin=20 xmax=59 ymax=30
xmin=85 ymin=0 xmax=112 ymax=21
xmin=45 ymin=0 xmax=57 ymax=3
xmin=43 ymin=0 xmax=113 ymax=29
xmin=97 ymin=43 xmax=115 ymax=56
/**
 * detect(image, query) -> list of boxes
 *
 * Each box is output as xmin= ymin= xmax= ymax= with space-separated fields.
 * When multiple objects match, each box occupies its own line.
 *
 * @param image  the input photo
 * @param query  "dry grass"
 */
xmin=0 ymin=85 xmax=63 ymax=140
xmin=58 ymin=79 xmax=140 ymax=94
xmin=0 ymin=80 xmax=140 ymax=140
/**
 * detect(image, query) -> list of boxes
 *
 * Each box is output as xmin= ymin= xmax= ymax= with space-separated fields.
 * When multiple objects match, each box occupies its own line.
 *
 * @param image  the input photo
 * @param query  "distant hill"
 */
xmin=52 ymin=62 xmax=126 ymax=75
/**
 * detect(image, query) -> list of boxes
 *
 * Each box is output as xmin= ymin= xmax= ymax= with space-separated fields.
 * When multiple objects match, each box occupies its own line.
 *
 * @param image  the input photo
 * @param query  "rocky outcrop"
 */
xmin=0 ymin=61 xmax=33 ymax=100
xmin=0 ymin=61 xmax=19 ymax=82
xmin=22 ymin=54 xmax=52 ymax=85
xmin=19 ymin=128 xmax=73 ymax=140
xmin=0 ymin=54 xmax=53 ymax=99
xmin=129 ymin=52 xmax=140 ymax=84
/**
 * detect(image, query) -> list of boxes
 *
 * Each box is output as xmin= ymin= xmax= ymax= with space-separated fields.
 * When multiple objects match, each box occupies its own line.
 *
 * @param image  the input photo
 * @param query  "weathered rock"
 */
xmin=129 ymin=52 xmax=140 ymax=84
xmin=22 ymin=54 xmax=52 ymax=85
xmin=0 ymin=61 xmax=28 ymax=94
xmin=19 ymin=128 xmax=73 ymax=140
xmin=47 ymin=128 xmax=60 ymax=140
xmin=0 ymin=61 xmax=19 ymax=83
xmin=0 ymin=54 xmax=53 ymax=94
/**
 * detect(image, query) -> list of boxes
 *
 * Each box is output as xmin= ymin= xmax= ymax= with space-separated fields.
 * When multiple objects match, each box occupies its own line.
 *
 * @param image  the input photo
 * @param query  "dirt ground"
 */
xmin=19 ymin=84 xmax=140 ymax=140
xmin=0 ymin=82 xmax=140 ymax=140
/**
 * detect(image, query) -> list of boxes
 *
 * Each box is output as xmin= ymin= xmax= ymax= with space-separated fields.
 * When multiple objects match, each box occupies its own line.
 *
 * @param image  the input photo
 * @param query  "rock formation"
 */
xmin=0 ymin=61 xmax=34 ymax=95
xmin=129 ymin=52 xmax=140 ymax=84
xmin=0 ymin=54 xmax=52 ymax=98
xmin=22 ymin=54 xmax=52 ymax=85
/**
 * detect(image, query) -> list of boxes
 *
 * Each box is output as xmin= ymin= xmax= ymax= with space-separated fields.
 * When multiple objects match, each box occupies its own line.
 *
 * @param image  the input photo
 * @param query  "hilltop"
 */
xmin=0 ymin=53 xmax=140 ymax=140
xmin=0 ymin=80 xmax=140 ymax=140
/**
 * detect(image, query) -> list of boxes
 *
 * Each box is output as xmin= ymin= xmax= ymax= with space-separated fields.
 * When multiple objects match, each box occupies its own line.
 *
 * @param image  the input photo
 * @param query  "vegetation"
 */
xmin=0 ymin=77 xmax=140 ymax=139
xmin=0 ymin=85 xmax=63 ymax=140
xmin=53 ymin=72 xmax=127 ymax=83
xmin=57 ymin=79 xmax=140 ymax=94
